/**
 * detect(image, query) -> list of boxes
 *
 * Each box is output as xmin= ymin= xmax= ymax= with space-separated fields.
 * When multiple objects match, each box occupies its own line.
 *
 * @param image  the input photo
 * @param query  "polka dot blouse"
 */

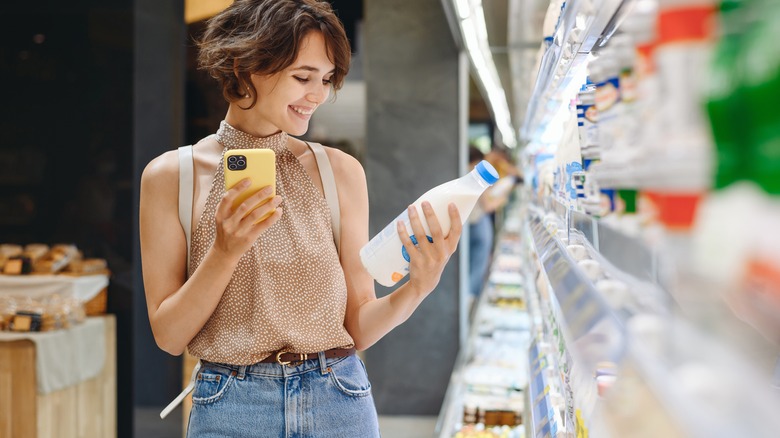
xmin=187 ymin=121 xmax=354 ymax=365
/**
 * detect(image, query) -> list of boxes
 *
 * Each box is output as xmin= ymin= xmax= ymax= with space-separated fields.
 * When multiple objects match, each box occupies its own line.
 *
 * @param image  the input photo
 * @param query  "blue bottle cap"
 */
xmin=476 ymin=160 xmax=499 ymax=185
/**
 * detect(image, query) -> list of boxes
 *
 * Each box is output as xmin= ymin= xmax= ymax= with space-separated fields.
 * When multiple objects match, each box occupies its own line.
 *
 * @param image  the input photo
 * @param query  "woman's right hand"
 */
xmin=213 ymin=178 xmax=282 ymax=259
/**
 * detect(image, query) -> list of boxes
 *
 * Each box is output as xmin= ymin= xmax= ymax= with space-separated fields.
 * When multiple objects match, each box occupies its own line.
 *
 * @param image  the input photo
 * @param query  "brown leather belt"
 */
xmin=261 ymin=348 xmax=356 ymax=366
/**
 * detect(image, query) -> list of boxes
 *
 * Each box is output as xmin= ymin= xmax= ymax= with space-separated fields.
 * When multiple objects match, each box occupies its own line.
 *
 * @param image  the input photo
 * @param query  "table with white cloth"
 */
xmin=0 ymin=274 xmax=115 ymax=438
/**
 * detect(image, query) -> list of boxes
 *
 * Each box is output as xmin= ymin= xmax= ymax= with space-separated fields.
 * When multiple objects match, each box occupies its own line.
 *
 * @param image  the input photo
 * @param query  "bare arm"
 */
xmin=333 ymin=151 xmax=462 ymax=350
xmin=139 ymin=152 xmax=282 ymax=355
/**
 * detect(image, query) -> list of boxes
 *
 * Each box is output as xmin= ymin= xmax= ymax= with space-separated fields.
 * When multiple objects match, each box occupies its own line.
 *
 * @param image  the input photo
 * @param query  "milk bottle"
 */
xmin=360 ymin=160 xmax=499 ymax=287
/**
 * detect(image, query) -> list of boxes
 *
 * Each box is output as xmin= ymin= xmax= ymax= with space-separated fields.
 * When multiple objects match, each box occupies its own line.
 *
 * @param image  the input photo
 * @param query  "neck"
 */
xmin=224 ymin=102 xmax=282 ymax=138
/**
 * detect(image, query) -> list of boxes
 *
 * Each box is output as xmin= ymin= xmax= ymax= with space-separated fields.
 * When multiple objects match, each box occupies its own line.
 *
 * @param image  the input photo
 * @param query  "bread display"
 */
xmin=0 ymin=242 xmax=108 ymax=331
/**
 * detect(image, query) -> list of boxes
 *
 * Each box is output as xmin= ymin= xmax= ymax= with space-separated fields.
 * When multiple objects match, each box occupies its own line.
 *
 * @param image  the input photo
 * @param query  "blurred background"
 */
xmin=1 ymin=0 xmax=779 ymax=437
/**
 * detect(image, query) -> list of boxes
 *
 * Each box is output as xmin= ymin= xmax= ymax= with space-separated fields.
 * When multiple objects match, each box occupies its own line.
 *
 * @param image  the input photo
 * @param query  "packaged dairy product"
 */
xmin=360 ymin=161 xmax=498 ymax=287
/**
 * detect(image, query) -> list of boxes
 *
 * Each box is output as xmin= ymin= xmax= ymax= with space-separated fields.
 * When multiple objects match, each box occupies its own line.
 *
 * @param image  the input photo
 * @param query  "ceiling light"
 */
xmin=456 ymin=1 xmax=517 ymax=148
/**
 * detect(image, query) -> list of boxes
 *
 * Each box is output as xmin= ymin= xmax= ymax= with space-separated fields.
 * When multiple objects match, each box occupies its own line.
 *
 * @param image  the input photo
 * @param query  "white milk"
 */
xmin=360 ymin=160 xmax=499 ymax=287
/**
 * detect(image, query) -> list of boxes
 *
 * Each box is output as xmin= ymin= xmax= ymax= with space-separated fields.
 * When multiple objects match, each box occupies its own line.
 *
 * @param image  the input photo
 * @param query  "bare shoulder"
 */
xmin=322 ymin=146 xmax=366 ymax=186
xmin=140 ymin=150 xmax=179 ymax=208
xmin=142 ymin=150 xmax=178 ymax=184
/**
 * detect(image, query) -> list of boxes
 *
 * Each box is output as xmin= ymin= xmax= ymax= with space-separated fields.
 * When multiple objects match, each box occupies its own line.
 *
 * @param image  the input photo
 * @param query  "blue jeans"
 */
xmin=186 ymin=353 xmax=380 ymax=437
xmin=469 ymin=214 xmax=494 ymax=297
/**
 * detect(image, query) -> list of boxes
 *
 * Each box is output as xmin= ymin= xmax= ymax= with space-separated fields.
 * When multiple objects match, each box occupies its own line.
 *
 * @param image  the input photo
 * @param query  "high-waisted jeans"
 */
xmin=186 ymin=353 xmax=380 ymax=437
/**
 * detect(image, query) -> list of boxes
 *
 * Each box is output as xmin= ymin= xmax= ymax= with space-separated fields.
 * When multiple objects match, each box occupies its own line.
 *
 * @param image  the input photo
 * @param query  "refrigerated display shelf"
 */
xmin=525 ymin=200 xmax=780 ymax=437
xmin=522 ymin=0 xmax=637 ymax=140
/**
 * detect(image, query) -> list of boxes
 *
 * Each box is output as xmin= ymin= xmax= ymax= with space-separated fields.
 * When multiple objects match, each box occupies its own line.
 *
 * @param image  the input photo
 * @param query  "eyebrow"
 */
xmin=292 ymin=65 xmax=336 ymax=74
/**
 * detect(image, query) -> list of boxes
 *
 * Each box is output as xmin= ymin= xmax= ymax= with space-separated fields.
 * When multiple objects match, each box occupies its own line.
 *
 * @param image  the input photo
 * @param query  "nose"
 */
xmin=307 ymin=82 xmax=329 ymax=104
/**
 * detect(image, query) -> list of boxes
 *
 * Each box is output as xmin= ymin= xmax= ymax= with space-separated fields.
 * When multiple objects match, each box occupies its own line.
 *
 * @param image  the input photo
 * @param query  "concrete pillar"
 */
xmin=132 ymin=0 xmax=185 ymax=414
xmin=364 ymin=0 xmax=467 ymax=414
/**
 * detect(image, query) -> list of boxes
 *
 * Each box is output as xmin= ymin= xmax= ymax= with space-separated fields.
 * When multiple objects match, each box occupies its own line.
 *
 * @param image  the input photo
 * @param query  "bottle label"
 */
xmin=361 ymin=209 xmax=408 ymax=258
xmin=401 ymin=234 xmax=433 ymax=262
xmin=577 ymin=101 xmax=599 ymax=151
xmin=595 ymin=78 xmax=620 ymax=112
xmin=564 ymin=161 xmax=584 ymax=203
xmin=658 ymin=6 xmax=716 ymax=45
xmin=620 ymin=68 xmax=638 ymax=103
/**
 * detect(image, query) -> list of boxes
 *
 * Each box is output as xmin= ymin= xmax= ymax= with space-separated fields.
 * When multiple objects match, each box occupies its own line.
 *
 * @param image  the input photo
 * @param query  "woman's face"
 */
xmin=249 ymin=31 xmax=334 ymax=136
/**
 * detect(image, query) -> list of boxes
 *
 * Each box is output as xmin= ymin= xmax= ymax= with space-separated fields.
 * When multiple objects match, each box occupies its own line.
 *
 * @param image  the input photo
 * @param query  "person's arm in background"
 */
xmin=478 ymin=175 xmax=515 ymax=214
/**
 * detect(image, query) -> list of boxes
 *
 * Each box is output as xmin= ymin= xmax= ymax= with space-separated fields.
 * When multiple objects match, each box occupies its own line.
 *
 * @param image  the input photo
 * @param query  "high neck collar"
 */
xmin=216 ymin=121 xmax=288 ymax=153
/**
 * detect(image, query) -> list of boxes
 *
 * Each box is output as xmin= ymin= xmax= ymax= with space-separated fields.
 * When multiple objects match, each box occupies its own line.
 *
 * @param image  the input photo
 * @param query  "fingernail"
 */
xmin=273 ymin=196 xmax=282 ymax=206
xmin=241 ymin=179 xmax=251 ymax=187
xmin=408 ymin=205 xmax=416 ymax=217
xmin=422 ymin=201 xmax=431 ymax=210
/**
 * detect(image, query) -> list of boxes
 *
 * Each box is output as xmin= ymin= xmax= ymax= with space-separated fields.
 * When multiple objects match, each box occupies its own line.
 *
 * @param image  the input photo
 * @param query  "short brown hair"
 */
xmin=198 ymin=0 xmax=351 ymax=109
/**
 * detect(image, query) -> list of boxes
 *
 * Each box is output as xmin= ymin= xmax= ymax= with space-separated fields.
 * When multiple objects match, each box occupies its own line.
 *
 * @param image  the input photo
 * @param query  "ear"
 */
xmin=233 ymin=60 xmax=250 ymax=98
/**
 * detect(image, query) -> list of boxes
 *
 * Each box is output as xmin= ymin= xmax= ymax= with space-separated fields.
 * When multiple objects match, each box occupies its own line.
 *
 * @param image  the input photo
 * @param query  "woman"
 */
xmin=139 ymin=1 xmax=462 ymax=436
xmin=467 ymin=146 xmax=511 ymax=300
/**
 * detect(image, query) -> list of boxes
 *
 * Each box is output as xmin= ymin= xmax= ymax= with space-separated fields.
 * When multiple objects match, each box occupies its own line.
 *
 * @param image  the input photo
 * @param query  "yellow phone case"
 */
xmin=223 ymin=149 xmax=276 ymax=223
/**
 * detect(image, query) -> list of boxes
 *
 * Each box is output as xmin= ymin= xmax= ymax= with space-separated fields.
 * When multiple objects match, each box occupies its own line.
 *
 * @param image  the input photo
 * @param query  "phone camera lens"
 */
xmin=228 ymin=164 xmax=237 ymax=171
xmin=228 ymin=156 xmax=237 ymax=163
xmin=237 ymin=160 xmax=246 ymax=167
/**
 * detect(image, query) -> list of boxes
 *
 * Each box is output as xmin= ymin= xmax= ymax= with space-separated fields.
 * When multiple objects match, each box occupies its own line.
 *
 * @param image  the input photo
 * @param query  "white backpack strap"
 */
xmin=178 ymin=145 xmax=194 ymax=273
xmin=307 ymin=142 xmax=341 ymax=254
xmin=162 ymin=145 xmax=197 ymax=420
xmin=160 ymin=359 xmax=200 ymax=419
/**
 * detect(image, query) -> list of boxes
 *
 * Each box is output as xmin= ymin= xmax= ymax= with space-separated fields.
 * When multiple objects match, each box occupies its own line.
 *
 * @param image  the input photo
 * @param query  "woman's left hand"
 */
xmin=397 ymin=201 xmax=462 ymax=295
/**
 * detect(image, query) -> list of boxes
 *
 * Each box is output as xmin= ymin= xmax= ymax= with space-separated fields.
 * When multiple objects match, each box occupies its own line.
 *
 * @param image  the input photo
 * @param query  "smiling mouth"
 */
xmin=290 ymin=105 xmax=315 ymax=116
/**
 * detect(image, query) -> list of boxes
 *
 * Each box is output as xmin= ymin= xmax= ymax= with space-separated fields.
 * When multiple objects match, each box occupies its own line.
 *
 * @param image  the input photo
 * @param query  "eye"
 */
xmin=294 ymin=76 xmax=309 ymax=83
xmin=323 ymin=78 xmax=333 ymax=85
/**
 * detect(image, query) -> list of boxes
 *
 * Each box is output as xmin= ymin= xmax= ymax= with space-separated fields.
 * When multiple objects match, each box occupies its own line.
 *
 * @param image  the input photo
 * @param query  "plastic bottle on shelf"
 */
xmin=620 ymin=0 xmax=661 ymax=159
xmin=654 ymin=0 xmax=718 ymax=149
xmin=728 ymin=0 xmax=780 ymax=346
xmin=613 ymin=34 xmax=638 ymax=105
xmin=576 ymin=79 xmax=599 ymax=160
xmin=704 ymin=0 xmax=748 ymax=190
xmin=592 ymin=48 xmax=623 ymax=157
xmin=360 ymin=161 xmax=499 ymax=287
xmin=556 ymin=106 xmax=584 ymax=210
xmin=643 ymin=0 xmax=718 ymax=231
xmin=611 ymin=33 xmax=641 ymax=164
xmin=740 ymin=0 xmax=780 ymax=195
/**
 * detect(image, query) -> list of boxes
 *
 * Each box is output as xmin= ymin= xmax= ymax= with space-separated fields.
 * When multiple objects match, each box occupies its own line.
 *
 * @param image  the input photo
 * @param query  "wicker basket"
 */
xmin=85 ymin=288 xmax=108 ymax=316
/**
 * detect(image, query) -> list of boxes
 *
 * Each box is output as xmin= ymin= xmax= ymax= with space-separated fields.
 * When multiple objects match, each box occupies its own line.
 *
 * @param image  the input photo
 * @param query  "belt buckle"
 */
xmin=276 ymin=351 xmax=308 ymax=367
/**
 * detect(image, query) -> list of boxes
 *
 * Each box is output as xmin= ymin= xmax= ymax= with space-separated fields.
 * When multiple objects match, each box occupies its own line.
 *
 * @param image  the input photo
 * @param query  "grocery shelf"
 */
xmin=616 ymin=315 xmax=780 ymax=438
xmin=527 ymin=208 xmax=626 ymax=366
xmin=526 ymin=201 xmax=780 ymax=437
xmin=569 ymin=210 xmax=657 ymax=284
xmin=521 ymin=0 xmax=636 ymax=140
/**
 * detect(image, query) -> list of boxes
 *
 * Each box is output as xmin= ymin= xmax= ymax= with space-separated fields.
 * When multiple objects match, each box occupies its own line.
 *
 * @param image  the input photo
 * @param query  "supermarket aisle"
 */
xmin=134 ymin=408 xmax=436 ymax=437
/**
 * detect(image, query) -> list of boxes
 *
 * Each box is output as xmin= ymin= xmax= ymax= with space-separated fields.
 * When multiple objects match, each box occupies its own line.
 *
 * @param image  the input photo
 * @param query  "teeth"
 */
xmin=291 ymin=106 xmax=314 ymax=115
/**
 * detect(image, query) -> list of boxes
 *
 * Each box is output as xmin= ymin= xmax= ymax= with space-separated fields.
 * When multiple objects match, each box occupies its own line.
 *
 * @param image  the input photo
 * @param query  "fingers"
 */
xmin=243 ymin=195 xmax=283 ymax=226
xmin=407 ymin=204 xmax=431 ymax=255
xmin=397 ymin=217 xmax=414 ymax=257
xmin=233 ymin=186 xmax=274 ymax=220
xmin=217 ymin=178 xmax=251 ymax=220
xmin=446 ymin=203 xmax=463 ymax=251
xmin=421 ymin=201 xmax=443 ymax=243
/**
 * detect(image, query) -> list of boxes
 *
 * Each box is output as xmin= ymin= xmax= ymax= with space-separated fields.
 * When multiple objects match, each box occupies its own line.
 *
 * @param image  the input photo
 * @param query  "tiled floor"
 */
xmin=135 ymin=407 xmax=438 ymax=437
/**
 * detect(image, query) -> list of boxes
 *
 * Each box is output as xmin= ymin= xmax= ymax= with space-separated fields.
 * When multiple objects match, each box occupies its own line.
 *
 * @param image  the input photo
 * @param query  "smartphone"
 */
xmin=223 ymin=149 xmax=276 ymax=223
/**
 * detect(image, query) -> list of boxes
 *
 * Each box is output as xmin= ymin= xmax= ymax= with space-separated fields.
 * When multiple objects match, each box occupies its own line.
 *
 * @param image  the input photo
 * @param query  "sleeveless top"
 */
xmin=186 ymin=121 xmax=355 ymax=365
